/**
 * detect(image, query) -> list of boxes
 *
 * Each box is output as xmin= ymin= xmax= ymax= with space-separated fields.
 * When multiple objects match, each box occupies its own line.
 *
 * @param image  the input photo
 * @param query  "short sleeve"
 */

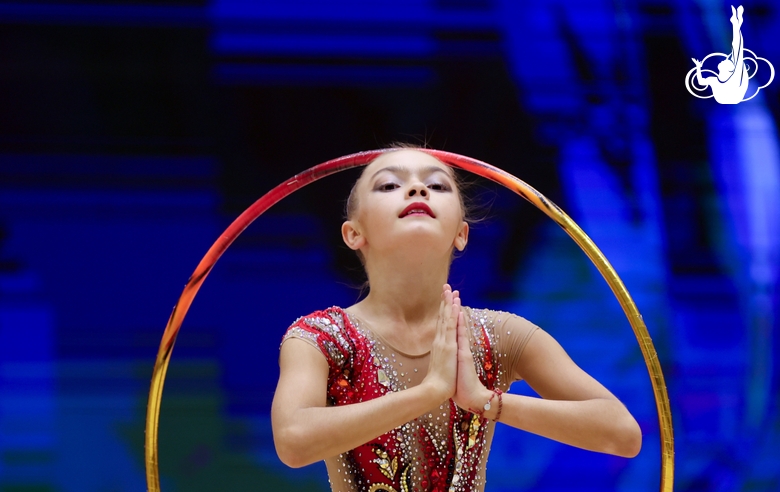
xmin=463 ymin=307 xmax=538 ymax=390
xmin=493 ymin=312 xmax=540 ymax=383
xmin=280 ymin=308 xmax=353 ymax=372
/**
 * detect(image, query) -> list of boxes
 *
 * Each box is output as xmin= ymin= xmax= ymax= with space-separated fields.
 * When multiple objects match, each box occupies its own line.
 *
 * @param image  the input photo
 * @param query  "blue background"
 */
xmin=0 ymin=0 xmax=779 ymax=490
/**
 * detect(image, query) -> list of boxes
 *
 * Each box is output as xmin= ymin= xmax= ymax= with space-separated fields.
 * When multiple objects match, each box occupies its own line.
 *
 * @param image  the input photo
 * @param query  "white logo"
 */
xmin=685 ymin=5 xmax=774 ymax=104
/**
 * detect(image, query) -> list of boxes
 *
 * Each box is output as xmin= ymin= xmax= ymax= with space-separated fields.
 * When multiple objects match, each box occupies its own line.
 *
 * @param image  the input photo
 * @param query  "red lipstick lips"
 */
xmin=400 ymin=202 xmax=435 ymax=218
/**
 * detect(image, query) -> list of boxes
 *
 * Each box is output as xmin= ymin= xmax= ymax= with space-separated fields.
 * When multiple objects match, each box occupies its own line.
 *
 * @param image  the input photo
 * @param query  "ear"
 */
xmin=454 ymin=221 xmax=469 ymax=251
xmin=342 ymin=220 xmax=366 ymax=251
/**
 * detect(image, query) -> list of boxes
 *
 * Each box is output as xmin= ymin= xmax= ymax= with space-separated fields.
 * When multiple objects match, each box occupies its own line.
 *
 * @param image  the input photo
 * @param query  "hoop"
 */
xmin=145 ymin=148 xmax=674 ymax=491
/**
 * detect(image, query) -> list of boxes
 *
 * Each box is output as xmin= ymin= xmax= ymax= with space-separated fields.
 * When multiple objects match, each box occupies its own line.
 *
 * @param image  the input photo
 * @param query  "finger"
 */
xmin=457 ymin=313 xmax=477 ymax=378
xmin=447 ymin=298 xmax=461 ymax=345
xmin=450 ymin=295 xmax=460 ymax=323
xmin=438 ymin=286 xmax=452 ymax=339
xmin=439 ymin=288 xmax=454 ymax=343
xmin=452 ymin=296 xmax=461 ymax=320
xmin=457 ymin=311 xmax=470 ymax=351
xmin=437 ymin=291 xmax=447 ymax=338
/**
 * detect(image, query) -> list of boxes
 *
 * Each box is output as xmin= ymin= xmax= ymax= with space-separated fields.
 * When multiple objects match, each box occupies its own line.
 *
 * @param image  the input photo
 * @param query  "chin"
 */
xmin=395 ymin=225 xmax=446 ymax=242
xmin=394 ymin=238 xmax=453 ymax=259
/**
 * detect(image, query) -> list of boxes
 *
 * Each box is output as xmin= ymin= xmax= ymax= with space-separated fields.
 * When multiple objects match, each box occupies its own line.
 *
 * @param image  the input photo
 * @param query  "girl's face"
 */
xmin=342 ymin=150 xmax=469 ymax=262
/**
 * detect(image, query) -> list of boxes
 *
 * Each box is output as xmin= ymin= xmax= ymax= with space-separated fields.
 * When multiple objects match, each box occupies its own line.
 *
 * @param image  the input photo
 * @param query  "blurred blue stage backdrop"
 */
xmin=0 ymin=0 xmax=779 ymax=491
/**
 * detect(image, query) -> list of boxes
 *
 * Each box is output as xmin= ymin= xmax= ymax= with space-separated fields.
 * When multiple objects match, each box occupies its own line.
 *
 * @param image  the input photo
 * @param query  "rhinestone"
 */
xmin=285 ymin=306 xmax=510 ymax=489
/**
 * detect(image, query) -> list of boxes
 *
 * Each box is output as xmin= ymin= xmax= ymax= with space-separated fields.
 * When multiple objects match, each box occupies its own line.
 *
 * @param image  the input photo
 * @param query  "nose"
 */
xmin=407 ymin=182 xmax=428 ymax=198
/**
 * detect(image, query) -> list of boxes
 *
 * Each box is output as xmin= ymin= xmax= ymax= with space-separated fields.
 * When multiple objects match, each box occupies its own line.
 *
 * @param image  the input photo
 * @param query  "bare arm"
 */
xmin=272 ymin=286 xmax=461 ymax=468
xmin=454 ymin=314 xmax=641 ymax=458
xmin=271 ymin=339 xmax=445 ymax=467
xmin=485 ymin=325 xmax=641 ymax=457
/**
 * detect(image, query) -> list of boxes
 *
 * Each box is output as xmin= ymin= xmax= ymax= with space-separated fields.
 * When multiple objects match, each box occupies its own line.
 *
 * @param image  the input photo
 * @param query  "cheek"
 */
xmin=443 ymin=196 xmax=466 ymax=224
xmin=356 ymin=199 xmax=392 ymax=234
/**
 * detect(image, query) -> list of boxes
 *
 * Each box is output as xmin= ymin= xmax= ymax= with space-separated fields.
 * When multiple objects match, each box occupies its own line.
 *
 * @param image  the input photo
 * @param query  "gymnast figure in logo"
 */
xmin=691 ymin=5 xmax=748 ymax=104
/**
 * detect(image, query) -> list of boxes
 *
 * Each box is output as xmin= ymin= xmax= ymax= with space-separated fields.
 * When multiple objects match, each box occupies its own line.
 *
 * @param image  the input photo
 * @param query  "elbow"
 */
xmin=618 ymin=430 xmax=642 ymax=459
xmin=276 ymin=449 xmax=308 ymax=469
xmin=274 ymin=425 xmax=315 ymax=468
xmin=611 ymin=415 xmax=642 ymax=458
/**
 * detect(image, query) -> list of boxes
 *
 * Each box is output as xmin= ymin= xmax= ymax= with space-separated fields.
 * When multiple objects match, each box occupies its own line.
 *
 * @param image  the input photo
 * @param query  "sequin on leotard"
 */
xmin=281 ymin=306 xmax=538 ymax=492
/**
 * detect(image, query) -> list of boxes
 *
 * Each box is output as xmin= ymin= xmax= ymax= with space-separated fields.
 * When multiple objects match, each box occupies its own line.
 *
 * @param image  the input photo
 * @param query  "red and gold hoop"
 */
xmin=145 ymin=149 xmax=674 ymax=492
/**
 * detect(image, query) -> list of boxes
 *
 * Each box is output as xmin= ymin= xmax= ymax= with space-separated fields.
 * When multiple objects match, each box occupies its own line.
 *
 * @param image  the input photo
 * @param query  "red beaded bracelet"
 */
xmin=469 ymin=388 xmax=503 ymax=421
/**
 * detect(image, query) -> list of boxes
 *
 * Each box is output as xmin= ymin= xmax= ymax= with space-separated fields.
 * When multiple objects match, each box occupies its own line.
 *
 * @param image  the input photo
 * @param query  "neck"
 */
xmin=349 ymin=250 xmax=452 ymax=348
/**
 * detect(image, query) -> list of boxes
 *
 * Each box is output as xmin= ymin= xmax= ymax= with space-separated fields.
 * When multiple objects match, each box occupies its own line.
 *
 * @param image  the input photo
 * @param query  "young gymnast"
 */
xmin=271 ymin=148 xmax=642 ymax=491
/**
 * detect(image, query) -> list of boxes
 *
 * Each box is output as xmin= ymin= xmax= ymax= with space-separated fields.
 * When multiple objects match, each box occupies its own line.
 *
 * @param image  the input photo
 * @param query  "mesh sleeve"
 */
xmin=493 ymin=312 xmax=540 ymax=384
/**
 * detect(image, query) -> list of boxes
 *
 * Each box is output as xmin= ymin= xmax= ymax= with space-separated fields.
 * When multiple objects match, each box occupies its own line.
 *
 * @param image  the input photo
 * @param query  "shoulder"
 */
xmin=463 ymin=306 xmax=541 ymax=383
xmin=462 ymin=306 xmax=502 ymax=327
xmin=287 ymin=306 xmax=351 ymax=333
xmin=282 ymin=307 xmax=361 ymax=368
xmin=462 ymin=306 xmax=538 ymax=338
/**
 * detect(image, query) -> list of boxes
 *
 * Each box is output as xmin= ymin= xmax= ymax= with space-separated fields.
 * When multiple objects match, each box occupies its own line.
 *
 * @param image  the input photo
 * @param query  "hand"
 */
xmin=421 ymin=284 xmax=460 ymax=404
xmin=691 ymin=58 xmax=702 ymax=67
xmin=452 ymin=310 xmax=491 ymax=415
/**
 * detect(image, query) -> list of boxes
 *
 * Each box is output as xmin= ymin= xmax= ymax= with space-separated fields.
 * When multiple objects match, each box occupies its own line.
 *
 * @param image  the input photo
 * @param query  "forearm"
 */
xmin=274 ymin=383 xmax=443 ymax=467
xmin=488 ymin=393 xmax=641 ymax=458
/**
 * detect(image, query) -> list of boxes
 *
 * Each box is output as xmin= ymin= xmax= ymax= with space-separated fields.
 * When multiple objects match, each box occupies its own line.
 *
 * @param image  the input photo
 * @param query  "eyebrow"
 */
xmin=370 ymin=165 xmax=452 ymax=181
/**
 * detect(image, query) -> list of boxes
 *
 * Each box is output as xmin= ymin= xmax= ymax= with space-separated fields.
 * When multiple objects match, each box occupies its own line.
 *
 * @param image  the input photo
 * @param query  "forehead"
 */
xmin=362 ymin=149 xmax=451 ymax=179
